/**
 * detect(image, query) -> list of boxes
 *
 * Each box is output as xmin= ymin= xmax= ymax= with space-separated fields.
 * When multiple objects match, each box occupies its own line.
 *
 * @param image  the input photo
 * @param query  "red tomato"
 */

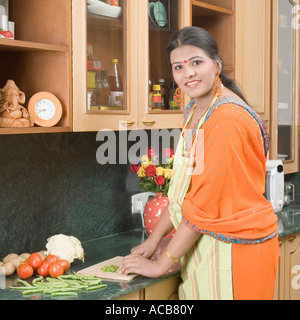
xmin=17 ymin=263 xmax=34 ymax=279
xmin=44 ymin=254 xmax=59 ymax=264
xmin=37 ymin=261 xmax=51 ymax=277
xmin=56 ymin=259 xmax=70 ymax=271
xmin=49 ymin=262 xmax=64 ymax=278
xmin=28 ymin=253 xmax=43 ymax=269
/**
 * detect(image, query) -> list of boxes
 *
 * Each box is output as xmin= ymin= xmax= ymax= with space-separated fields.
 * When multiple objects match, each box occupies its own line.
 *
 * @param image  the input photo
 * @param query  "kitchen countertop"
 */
xmin=1 ymin=204 xmax=300 ymax=300
xmin=0 ymin=229 xmax=179 ymax=300
xmin=277 ymin=205 xmax=300 ymax=238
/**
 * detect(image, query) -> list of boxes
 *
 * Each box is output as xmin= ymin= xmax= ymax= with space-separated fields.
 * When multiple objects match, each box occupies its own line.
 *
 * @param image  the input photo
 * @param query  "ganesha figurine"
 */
xmin=0 ymin=80 xmax=34 ymax=128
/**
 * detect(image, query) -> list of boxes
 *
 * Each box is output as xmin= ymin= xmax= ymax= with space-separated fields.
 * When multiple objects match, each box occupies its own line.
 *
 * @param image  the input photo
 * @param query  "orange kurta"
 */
xmin=180 ymin=98 xmax=278 ymax=299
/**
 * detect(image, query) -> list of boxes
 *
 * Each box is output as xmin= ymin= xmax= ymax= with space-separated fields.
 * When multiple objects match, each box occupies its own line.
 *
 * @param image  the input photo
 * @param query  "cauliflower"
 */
xmin=45 ymin=234 xmax=85 ymax=263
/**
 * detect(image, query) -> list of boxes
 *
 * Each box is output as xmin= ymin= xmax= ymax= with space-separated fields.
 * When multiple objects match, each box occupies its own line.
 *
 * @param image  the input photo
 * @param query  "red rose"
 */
xmin=163 ymin=148 xmax=174 ymax=158
xmin=130 ymin=164 xmax=141 ymax=173
xmin=146 ymin=147 xmax=156 ymax=158
xmin=154 ymin=175 xmax=165 ymax=186
xmin=145 ymin=164 xmax=156 ymax=177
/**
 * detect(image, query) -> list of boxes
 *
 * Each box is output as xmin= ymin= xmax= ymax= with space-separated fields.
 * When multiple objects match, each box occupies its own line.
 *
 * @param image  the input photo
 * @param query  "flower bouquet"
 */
xmin=130 ymin=147 xmax=174 ymax=197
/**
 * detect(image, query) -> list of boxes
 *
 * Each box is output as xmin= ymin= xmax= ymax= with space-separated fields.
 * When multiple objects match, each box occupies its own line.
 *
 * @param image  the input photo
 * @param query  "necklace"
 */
xmin=183 ymin=85 xmax=224 ymax=153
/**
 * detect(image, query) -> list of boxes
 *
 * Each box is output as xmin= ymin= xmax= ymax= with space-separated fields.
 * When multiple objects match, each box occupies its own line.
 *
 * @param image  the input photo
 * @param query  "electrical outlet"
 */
xmin=131 ymin=192 xmax=155 ymax=215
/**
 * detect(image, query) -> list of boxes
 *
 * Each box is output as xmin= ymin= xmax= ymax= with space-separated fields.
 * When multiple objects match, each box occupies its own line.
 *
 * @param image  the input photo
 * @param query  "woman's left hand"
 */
xmin=120 ymin=254 xmax=165 ymax=278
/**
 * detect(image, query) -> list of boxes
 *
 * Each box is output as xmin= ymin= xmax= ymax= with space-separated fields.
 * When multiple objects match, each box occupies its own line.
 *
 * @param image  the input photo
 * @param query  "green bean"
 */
xmin=44 ymin=287 xmax=82 ymax=294
xmin=10 ymin=286 xmax=37 ymax=290
xmin=11 ymin=272 xmax=107 ymax=298
xmin=51 ymin=292 xmax=78 ymax=297
xmin=78 ymin=274 xmax=98 ymax=279
xmin=22 ymin=289 xmax=44 ymax=295
xmin=17 ymin=279 xmax=33 ymax=287
xmin=85 ymin=284 xmax=107 ymax=291
xmin=57 ymin=275 xmax=80 ymax=280
xmin=81 ymin=279 xmax=102 ymax=285
xmin=32 ymin=276 xmax=43 ymax=285
xmin=49 ymin=283 xmax=70 ymax=288
xmin=101 ymin=264 xmax=120 ymax=273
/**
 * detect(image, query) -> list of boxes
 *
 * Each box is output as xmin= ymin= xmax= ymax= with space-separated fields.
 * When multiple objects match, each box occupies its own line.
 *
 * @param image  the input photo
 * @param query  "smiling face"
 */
xmin=170 ymin=45 xmax=220 ymax=102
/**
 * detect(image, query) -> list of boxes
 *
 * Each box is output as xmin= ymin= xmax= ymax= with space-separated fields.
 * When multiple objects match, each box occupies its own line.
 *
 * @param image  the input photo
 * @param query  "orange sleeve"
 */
xmin=181 ymin=104 xmax=277 ymax=240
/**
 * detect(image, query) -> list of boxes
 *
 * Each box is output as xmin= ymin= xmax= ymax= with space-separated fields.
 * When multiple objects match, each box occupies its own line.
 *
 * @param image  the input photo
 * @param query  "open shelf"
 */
xmin=0 ymin=39 xmax=69 ymax=53
xmin=0 ymin=0 xmax=72 ymax=135
xmin=192 ymin=0 xmax=235 ymax=80
xmin=0 ymin=126 xmax=72 ymax=135
xmin=192 ymin=0 xmax=234 ymax=16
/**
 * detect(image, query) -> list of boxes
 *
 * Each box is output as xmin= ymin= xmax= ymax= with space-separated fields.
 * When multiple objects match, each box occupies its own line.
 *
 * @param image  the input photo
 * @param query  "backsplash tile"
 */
xmin=0 ymin=132 xmax=142 ymax=258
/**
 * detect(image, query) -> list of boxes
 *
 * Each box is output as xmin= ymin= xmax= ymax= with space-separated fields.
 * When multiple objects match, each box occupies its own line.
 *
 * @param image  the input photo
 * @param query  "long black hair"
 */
xmin=167 ymin=26 xmax=248 ymax=104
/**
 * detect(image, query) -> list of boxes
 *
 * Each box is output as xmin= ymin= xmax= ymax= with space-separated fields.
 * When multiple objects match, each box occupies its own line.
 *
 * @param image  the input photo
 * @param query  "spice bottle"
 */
xmin=151 ymin=84 xmax=163 ymax=110
xmin=169 ymin=81 xmax=178 ymax=110
xmin=109 ymin=59 xmax=123 ymax=107
xmin=158 ymin=79 xmax=167 ymax=109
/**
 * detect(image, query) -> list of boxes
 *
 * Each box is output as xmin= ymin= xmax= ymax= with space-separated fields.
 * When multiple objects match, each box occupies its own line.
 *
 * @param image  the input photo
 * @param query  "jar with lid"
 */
xmin=151 ymin=84 xmax=163 ymax=110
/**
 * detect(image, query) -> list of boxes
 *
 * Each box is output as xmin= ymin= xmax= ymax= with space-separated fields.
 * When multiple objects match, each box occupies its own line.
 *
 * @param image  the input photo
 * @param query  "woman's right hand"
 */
xmin=131 ymin=237 xmax=159 ymax=259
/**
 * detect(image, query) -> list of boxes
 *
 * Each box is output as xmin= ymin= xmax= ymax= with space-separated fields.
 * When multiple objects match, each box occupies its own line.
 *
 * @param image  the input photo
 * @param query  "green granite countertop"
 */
xmin=0 ymin=229 xmax=179 ymax=300
xmin=277 ymin=205 xmax=300 ymax=238
xmin=1 ymin=204 xmax=300 ymax=300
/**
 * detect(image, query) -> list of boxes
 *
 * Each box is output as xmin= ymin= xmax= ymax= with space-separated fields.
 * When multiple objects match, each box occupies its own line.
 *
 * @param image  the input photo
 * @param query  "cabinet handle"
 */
xmin=142 ymin=120 xmax=156 ymax=125
xmin=288 ymin=235 xmax=296 ymax=242
xmin=120 ymin=121 xmax=135 ymax=126
xmin=278 ymin=241 xmax=283 ymax=246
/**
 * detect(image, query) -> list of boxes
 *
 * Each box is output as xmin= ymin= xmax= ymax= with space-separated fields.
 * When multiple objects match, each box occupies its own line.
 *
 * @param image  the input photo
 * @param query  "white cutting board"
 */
xmin=77 ymin=256 xmax=139 ymax=282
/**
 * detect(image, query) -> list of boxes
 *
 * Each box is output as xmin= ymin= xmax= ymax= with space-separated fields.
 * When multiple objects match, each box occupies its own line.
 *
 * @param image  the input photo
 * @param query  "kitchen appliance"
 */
xmin=265 ymin=160 xmax=284 ymax=213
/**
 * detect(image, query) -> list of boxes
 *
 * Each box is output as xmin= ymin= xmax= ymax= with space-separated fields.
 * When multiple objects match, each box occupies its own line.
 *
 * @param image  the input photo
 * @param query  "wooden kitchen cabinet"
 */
xmin=283 ymin=232 xmax=300 ymax=300
xmin=116 ymin=276 xmax=181 ymax=300
xmin=235 ymin=0 xmax=300 ymax=174
xmin=72 ymin=0 xmax=190 ymax=132
xmin=273 ymin=236 xmax=285 ymax=300
xmin=235 ymin=0 xmax=271 ymax=123
xmin=269 ymin=0 xmax=300 ymax=174
xmin=0 ymin=0 xmax=73 ymax=134
xmin=192 ymin=0 xmax=235 ymax=79
xmin=144 ymin=276 xmax=180 ymax=300
xmin=274 ymin=231 xmax=300 ymax=300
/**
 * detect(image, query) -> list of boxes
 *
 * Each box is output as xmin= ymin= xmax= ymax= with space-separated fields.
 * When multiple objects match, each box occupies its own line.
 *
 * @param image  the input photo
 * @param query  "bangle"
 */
xmin=164 ymin=248 xmax=179 ymax=263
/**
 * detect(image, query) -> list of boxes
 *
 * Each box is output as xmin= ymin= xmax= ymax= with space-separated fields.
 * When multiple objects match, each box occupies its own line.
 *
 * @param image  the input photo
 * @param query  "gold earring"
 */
xmin=174 ymin=87 xmax=184 ymax=108
xmin=211 ymin=73 xmax=223 ymax=97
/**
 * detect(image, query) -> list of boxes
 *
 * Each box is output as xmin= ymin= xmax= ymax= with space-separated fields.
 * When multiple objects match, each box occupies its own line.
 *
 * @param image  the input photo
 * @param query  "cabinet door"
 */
xmin=145 ymin=276 xmax=181 ymax=300
xmin=284 ymin=233 xmax=300 ymax=300
xmin=273 ymin=237 xmax=285 ymax=300
xmin=235 ymin=0 xmax=271 ymax=123
xmin=73 ymin=0 xmax=138 ymax=131
xmin=270 ymin=0 xmax=299 ymax=173
xmin=137 ymin=0 xmax=190 ymax=130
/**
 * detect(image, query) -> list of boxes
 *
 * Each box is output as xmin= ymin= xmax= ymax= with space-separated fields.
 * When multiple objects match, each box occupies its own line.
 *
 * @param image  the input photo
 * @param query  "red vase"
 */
xmin=144 ymin=193 xmax=175 ymax=239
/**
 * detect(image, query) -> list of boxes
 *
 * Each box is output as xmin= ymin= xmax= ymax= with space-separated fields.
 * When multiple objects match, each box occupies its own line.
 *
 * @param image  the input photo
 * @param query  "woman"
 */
xmin=121 ymin=27 xmax=279 ymax=300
